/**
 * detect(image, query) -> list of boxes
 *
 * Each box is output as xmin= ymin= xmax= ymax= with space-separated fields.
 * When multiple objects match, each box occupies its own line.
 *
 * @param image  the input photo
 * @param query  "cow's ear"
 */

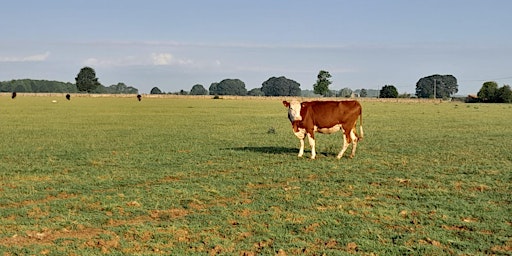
xmin=282 ymin=101 xmax=290 ymax=107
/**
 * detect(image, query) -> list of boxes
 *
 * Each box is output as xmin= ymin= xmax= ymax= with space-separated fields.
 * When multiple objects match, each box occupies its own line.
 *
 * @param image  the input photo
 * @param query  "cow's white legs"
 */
xmin=337 ymin=133 xmax=349 ymax=159
xmin=349 ymin=129 xmax=358 ymax=158
xmin=298 ymin=138 xmax=305 ymax=157
xmin=307 ymin=133 xmax=316 ymax=159
xmin=337 ymin=129 xmax=359 ymax=159
xmin=294 ymin=129 xmax=306 ymax=158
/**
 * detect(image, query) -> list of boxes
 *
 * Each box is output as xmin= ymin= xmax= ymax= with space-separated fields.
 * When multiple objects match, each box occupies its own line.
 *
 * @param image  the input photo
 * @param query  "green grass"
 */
xmin=0 ymin=95 xmax=510 ymax=255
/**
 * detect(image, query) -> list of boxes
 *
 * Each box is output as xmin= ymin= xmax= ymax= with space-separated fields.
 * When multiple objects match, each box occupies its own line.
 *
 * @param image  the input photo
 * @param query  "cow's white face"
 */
xmin=287 ymin=100 xmax=302 ymax=122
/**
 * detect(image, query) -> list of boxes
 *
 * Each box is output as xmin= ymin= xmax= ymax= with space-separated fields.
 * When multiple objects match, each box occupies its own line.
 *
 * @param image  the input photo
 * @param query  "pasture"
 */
xmin=0 ymin=95 xmax=510 ymax=255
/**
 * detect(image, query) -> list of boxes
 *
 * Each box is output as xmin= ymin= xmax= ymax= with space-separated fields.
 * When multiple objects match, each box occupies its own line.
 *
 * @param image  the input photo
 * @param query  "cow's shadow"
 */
xmin=226 ymin=146 xmax=298 ymax=155
xmin=226 ymin=146 xmax=337 ymax=157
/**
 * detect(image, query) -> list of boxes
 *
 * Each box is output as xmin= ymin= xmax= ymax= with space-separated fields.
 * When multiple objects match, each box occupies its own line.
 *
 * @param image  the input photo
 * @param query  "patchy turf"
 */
xmin=0 ymin=95 xmax=510 ymax=255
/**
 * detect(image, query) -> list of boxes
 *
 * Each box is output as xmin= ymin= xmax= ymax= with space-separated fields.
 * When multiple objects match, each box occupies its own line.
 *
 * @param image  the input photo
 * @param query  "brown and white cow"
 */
xmin=283 ymin=100 xmax=363 ymax=159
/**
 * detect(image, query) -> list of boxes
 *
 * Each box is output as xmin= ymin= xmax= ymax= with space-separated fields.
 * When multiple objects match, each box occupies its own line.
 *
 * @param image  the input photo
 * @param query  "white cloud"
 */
xmin=151 ymin=53 xmax=194 ymax=66
xmin=83 ymin=58 xmax=101 ymax=66
xmin=0 ymin=51 xmax=50 ymax=62
xmin=81 ymin=53 xmax=195 ymax=68
xmin=82 ymin=55 xmax=146 ymax=67
xmin=151 ymin=53 xmax=173 ymax=65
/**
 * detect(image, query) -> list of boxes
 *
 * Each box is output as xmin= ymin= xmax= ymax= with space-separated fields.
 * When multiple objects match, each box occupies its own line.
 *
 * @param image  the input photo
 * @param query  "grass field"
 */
xmin=0 ymin=95 xmax=510 ymax=255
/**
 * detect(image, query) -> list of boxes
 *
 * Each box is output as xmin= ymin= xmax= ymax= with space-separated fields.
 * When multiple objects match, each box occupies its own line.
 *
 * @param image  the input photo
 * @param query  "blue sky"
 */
xmin=1 ymin=0 xmax=511 ymax=94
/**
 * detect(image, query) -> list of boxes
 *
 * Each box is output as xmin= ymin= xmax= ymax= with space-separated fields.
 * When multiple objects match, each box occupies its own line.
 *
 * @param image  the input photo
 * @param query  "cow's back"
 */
xmin=303 ymin=101 xmax=361 ymax=129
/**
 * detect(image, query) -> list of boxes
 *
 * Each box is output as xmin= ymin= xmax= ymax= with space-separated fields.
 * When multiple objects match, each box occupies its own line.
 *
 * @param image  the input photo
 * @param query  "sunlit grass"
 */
xmin=0 ymin=95 xmax=510 ymax=255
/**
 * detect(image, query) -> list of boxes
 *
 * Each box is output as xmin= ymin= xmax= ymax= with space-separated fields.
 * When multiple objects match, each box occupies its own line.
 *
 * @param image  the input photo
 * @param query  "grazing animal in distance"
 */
xmin=137 ymin=94 xmax=142 ymax=101
xmin=283 ymin=100 xmax=363 ymax=159
xmin=66 ymin=94 xmax=71 ymax=100
xmin=11 ymin=92 xmax=17 ymax=99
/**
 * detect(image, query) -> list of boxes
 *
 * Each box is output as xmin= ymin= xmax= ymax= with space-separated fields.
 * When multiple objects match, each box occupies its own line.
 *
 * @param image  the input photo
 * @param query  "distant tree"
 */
xmin=14 ymin=84 xmax=26 ymax=93
xmin=261 ymin=76 xmax=301 ymax=96
xmin=337 ymin=87 xmax=353 ymax=98
xmin=105 ymin=82 xmax=138 ymax=94
xmin=300 ymin=90 xmax=321 ymax=97
xmin=324 ymin=90 xmax=335 ymax=97
xmin=0 ymin=79 xmax=78 ymax=93
xmin=380 ymin=85 xmax=398 ymax=98
xmin=75 ymin=66 xmax=101 ymax=93
xmin=313 ymin=70 xmax=332 ymax=96
xmin=398 ymin=93 xmax=412 ymax=98
xmin=360 ymin=89 xmax=368 ymax=97
xmin=190 ymin=84 xmax=208 ymax=95
xmin=39 ymin=83 xmax=51 ymax=92
xmin=125 ymin=86 xmax=138 ymax=94
xmin=150 ymin=87 xmax=163 ymax=94
xmin=209 ymin=83 xmax=219 ymax=95
xmin=209 ymin=79 xmax=247 ymax=96
xmin=64 ymin=82 xmax=78 ymax=93
xmin=477 ymin=82 xmax=512 ymax=103
xmin=108 ymin=82 xmax=127 ymax=94
xmin=415 ymin=74 xmax=458 ymax=98
xmin=477 ymin=81 xmax=498 ymax=103
xmin=248 ymin=88 xmax=264 ymax=96
xmin=359 ymin=89 xmax=380 ymax=98
xmin=497 ymin=85 xmax=512 ymax=103
xmin=91 ymin=85 xmax=107 ymax=93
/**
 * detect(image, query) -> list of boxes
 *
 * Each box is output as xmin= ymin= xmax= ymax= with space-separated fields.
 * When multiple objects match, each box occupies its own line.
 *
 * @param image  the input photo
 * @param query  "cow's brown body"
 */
xmin=283 ymin=100 xmax=363 ymax=159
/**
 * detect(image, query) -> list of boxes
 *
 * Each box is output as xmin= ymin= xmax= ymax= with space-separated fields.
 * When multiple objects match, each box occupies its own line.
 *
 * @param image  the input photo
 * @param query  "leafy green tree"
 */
xmin=415 ymin=74 xmax=458 ymax=98
xmin=477 ymin=81 xmax=498 ymax=102
xmin=209 ymin=83 xmax=219 ymax=95
xmin=360 ymin=89 xmax=368 ymax=97
xmin=0 ymin=81 xmax=11 ymax=92
xmin=75 ymin=66 xmax=101 ymax=93
xmin=150 ymin=87 xmax=163 ymax=94
xmin=209 ymin=79 xmax=247 ymax=96
xmin=3 ymin=80 xmax=26 ymax=92
xmin=261 ymin=76 xmax=301 ymax=96
xmin=337 ymin=88 xmax=353 ymax=97
xmin=398 ymin=93 xmax=411 ymax=98
xmin=105 ymin=82 xmax=138 ymax=94
xmin=313 ymin=70 xmax=332 ymax=96
xmin=109 ymin=82 xmax=127 ymax=94
xmin=497 ymin=85 xmax=512 ymax=103
xmin=14 ymin=84 xmax=26 ymax=93
xmin=248 ymin=88 xmax=264 ymax=96
xmin=92 ymin=85 xmax=107 ymax=93
xmin=380 ymin=85 xmax=398 ymax=98
xmin=0 ymin=79 xmax=78 ymax=93
xmin=190 ymin=84 xmax=208 ymax=95
xmin=324 ymin=90 xmax=335 ymax=97
xmin=39 ymin=83 xmax=51 ymax=92
xmin=125 ymin=86 xmax=138 ymax=94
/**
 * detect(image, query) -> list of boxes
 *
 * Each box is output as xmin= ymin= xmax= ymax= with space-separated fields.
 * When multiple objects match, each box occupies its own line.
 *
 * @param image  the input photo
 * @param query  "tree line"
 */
xmin=152 ymin=71 xmax=464 ymax=99
xmin=0 ymin=79 xmax=139 ymax=94
xmin=0 ymin=79 xmax=77 ymax=93
xmin=1 ymin=67 xmax=138 ymax=94
xmin=2 ymin=66 xmax=510 ymax=103
xmin=475 ymin=81 xmax=512 ymax=103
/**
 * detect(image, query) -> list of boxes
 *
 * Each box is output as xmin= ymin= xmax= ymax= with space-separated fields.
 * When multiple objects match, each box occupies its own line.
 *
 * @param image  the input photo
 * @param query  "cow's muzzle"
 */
xmin=288 ymin=110 xmax=302 ymax=122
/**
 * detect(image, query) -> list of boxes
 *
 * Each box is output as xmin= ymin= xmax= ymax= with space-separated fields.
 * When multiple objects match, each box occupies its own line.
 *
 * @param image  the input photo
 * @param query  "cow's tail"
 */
xmin=357 ymin=109 xmax=364 ymax=141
